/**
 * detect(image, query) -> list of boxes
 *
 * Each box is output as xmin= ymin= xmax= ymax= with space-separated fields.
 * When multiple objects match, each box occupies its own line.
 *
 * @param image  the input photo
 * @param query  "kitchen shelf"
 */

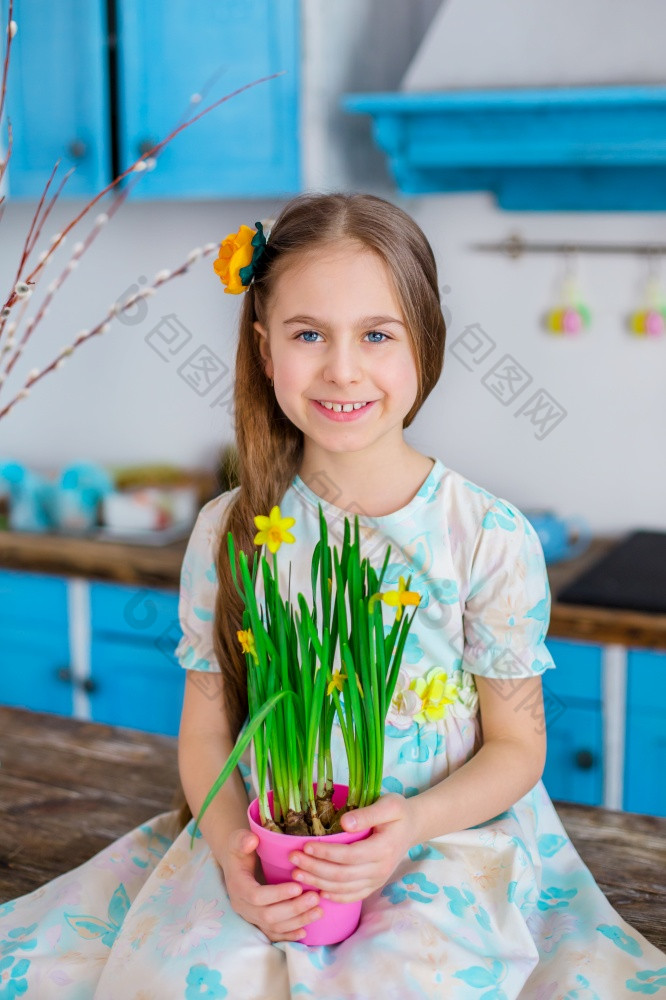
xmin=343 ymin=85 xmax=666 ymax=210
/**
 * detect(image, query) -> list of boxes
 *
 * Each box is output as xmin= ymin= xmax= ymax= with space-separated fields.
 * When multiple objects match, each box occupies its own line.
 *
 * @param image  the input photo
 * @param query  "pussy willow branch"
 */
xmin=0 ymin=168 xmax=146 ymax=384
xmin=0 ymin=0 xmax=15 ymax=196
xmin=0 ymin=49 xmax=283 ymax=353
xmin=0 ymin=2 xmax=284 ymax=415
xmin=0 ymin=241 xmax=219 ymax=423
xmin=0 ymin=54 xmax=234 ymax=374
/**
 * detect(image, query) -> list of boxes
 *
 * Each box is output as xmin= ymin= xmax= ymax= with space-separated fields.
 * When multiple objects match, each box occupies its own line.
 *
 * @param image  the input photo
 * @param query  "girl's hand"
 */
xmin=288 ymin=792 xmax=413 ymax=903
xmin=219 ymin=828 xmax=324 ymax=943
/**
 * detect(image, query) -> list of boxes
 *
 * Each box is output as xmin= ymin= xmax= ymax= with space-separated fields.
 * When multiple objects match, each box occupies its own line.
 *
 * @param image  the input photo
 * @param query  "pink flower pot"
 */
xmin=247 ymin=783 xmax=371 ymax=946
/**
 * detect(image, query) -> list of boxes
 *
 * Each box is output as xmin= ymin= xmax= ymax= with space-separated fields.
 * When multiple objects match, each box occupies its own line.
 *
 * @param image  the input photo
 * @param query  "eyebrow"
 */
xmin=282 ymin=314 xmax=405 ymax=327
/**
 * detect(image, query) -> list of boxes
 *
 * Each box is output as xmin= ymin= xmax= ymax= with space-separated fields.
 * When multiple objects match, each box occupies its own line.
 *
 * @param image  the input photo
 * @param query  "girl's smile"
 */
xmin=310 ymin=398 xmax=377 ymax=421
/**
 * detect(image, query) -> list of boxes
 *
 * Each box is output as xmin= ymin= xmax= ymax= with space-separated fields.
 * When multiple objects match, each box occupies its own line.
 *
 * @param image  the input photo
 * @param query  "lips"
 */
xmin=311 ymin=399 xmax=376 ymax=421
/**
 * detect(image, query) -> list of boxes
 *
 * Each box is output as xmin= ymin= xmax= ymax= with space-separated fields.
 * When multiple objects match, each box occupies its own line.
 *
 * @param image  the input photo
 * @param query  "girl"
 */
xmin=1 ymin=193 xmax=664 ymax=999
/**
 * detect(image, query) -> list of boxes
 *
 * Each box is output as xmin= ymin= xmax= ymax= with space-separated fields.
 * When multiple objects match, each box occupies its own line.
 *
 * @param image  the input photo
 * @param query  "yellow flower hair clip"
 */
xmin=213 ymin=219 xmax=273 ymax=295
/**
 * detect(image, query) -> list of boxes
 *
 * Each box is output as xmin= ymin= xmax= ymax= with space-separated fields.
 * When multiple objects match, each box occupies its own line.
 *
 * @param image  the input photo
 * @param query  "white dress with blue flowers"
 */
xmin=1 ymin=456 xmax=664 ymax=999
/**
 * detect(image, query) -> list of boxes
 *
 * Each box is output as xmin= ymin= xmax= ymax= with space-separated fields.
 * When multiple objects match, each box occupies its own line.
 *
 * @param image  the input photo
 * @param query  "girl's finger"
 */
xmin=272 ymin=902 xmax=324 ymax=935
xmin=293 ymin=859 xmax=375 ymax=885
xmin=268 ymin=890 xmax=320 ymax=926
xmin=294 ymin=871 xmax=372 ymax=895
xmin=252 ymin=880 xmax=305 ymax=906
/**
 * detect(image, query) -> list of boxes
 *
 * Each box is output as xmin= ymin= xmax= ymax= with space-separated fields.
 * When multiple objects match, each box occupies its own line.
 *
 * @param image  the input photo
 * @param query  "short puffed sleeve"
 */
xmin=462 ymin=497 xmax=556 ymax=679
xmin=175 ymin=489 xmax=237 ymax=672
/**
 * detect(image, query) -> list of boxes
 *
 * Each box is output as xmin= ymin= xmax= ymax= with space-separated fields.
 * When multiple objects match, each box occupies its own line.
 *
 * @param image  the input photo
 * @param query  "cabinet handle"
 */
xmin=53 ymin=666 xmax=97 ymax=695
xmin=574 ymin=748 xmax=595 ymax=770
xmin=68 ymin=139 xmax=87 ymax=161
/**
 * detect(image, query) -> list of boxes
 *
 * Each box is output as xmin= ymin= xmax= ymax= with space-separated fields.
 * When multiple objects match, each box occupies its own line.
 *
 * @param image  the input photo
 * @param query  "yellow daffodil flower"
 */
xmin=327 ymin=669 xmax=347 ymax=696
xmin=411 ymin=667 xmax=459 ymax=724
xmin=368 ymin=575 xmax=421 ymax=621
xmin=237 ymin=628 xmax=259 ymax=664
xmin=253 ymin=505 xmax=296 ymax=554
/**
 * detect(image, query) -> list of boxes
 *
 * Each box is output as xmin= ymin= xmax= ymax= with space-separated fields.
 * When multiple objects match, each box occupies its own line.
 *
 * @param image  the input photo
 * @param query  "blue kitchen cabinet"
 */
xmin=624 ymin=648 xmax=666 ymax=818
xmin=541 ymin=637 xmax=604 ymax=807
xmin=0 ymin=570 xmax=73 ymax=715
xmin=115 ymin=0 xmax=301 ymax=198
xmin=2 ymin=0 xmax=300 ymax=201
xmin=0 ymin=569 xmax=184 ymax=736
xmin=89 ymin=636 xmax=184 ymax=736
xmin=88 ymin=581 xmax=184 ymax=736
xmin=1 ymin=0 xmax=111 ymax=198
xmin=0 ymin=622 xmax=73 ymax=717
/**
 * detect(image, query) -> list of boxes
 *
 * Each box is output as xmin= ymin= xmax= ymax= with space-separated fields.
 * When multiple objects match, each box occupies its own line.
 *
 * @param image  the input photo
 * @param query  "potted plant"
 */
xmin=188 ymin=502 xmax=422 ymax=945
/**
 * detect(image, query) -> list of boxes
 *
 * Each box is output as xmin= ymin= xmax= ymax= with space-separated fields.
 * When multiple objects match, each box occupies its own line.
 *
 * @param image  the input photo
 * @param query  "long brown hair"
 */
xmin=173 ymin=191 xmax=447 ymax=832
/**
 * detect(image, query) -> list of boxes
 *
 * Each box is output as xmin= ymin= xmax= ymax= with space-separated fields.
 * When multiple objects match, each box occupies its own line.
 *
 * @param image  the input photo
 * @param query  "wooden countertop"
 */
xmin=2 ymin=528 xmax=666 ymax=649
xmin=0 ymin=706 xmax=664 ymax=952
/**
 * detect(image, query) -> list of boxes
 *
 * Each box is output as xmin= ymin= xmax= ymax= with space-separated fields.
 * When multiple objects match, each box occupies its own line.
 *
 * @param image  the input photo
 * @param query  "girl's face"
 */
xmin=254 ymin=240 xmax=419 ymax=462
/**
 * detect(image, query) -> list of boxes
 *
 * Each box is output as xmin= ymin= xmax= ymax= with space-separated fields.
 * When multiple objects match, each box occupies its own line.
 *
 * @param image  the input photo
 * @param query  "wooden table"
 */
xmin=0 ymin=706 xmax=664 ymax=953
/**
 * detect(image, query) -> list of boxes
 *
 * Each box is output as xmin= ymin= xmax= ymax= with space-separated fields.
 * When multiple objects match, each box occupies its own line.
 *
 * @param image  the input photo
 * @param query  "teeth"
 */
xmin=318 ymin=400 xmax=368 ymax=412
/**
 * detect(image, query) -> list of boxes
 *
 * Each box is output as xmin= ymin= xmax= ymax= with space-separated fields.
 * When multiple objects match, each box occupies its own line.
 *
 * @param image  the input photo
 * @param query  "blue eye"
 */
xmin=295 ymin=330 xmax=389 ymax=344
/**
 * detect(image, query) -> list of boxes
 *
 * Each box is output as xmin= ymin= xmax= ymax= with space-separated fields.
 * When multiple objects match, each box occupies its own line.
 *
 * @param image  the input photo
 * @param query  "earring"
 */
xmin=269 ymin=376 xmax=274 ymax=387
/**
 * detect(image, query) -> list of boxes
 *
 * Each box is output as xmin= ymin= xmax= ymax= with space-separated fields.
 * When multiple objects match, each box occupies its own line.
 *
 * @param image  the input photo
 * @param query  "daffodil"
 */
xmin=327 ymin=669 xmax=347 ymax=696
xmin=368 ymin=575 xmax=420 ymax=621
xmin=253 ymin=505 xmax=296 ymax=554
xmin=237 ymin=627 xmax=259 ymax=664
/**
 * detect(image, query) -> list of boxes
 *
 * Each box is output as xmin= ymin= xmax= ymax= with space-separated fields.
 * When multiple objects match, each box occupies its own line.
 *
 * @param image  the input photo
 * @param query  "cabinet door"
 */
xmin=89 ymin=636 xmax=184 ymax=736
xmin=0 ymin=622 xmax=73 ymax=717
xmin=624 ymin=648 xmax=666 ymax=817
xmin=115 ymin=0 xmax=300 ymax=197
xmin=0 ymin=570 xmax=74 ymax=715
xmin=541 ymin=638 xmax=604 ymax=806
xmin=89 ymin=581 xmax=183 ymax=736
xmin=1 ymin=0 xmax=111 ymax=198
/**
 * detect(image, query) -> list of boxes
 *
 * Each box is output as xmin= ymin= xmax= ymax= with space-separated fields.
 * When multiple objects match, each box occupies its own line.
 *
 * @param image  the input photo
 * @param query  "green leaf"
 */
xmin=189 ymin=689 xmax=295 ymax=849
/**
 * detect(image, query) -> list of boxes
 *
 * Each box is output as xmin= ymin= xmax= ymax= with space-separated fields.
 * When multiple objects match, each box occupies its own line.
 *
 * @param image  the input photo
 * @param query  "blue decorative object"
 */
xmin=342 ymin=86 xmax=666 ymax=211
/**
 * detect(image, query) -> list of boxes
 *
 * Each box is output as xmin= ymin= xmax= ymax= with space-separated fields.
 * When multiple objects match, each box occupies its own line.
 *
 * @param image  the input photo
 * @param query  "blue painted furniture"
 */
xmin=0 ymin=569 xmax=183 ymax=737
xmin=0 ymin=570 xmax=73 ymax=716
xmin=625 ymin=648 xmax=666 ymax=817
xmin=88 ymin=582 xmax=184 ymax=735
xmin=343 ymin=86 xmax=666 ymax=210
xmin=2 ymin=0 xmax=300 ymax=199
xmin=115 ymin=0 xmax=301 ymax=198
xmin=542 ymin=637 xmax=604 ymax=807
xmin=1 ymin=568 xmax=664 ymax=815
xmin=1 ymin=0 xmax=111 ymax=198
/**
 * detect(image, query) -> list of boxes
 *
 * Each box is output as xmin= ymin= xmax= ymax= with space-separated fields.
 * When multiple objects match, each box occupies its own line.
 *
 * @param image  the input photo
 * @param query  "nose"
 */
xmin=322 ymin=340 xmax=363 ymax=386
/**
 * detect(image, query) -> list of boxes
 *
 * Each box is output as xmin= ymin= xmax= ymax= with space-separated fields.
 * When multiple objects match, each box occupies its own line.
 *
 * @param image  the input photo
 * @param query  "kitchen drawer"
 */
xmin=624 ymin=648 xmax=666 ymax=817
xmin=542 ymin=637 xmax=602 ymax=703
xmin=0 ymin=569 xmax=69 ymax=631
xmin=89 ymin=581 xmax=180 ymax=644
xmin=543 ymin=701 xmax=603 ymax=807
xmin=89 ymin=636 xmax=184 ymax=736
xmin=626 ymin=648 xmax=666 ymax=712
xmin=0 ymin=622 xmax=73 ymax=716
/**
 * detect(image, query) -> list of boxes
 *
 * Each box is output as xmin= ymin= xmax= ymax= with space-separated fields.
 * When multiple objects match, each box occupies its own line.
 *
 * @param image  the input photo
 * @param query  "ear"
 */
xmin=253 ymin=321 xmax=272 ymax=377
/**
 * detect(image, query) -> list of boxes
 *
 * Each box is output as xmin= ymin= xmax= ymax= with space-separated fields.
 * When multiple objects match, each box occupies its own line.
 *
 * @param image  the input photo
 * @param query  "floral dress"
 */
xmin=1 ymin=456 xmax=664 ymax=999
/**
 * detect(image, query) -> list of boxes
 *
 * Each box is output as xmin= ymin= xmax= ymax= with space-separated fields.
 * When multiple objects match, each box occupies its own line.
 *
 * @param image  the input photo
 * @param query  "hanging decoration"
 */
xmin=543 ymin=250 xmax=592 ymax=336
xmin=627 ymin=252 xmax=666 ymax=338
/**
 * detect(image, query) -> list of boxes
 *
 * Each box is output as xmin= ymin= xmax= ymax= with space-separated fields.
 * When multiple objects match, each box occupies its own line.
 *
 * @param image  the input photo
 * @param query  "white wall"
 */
xmin=1 ymin=0 xmax=664 ymax=534
xmin=403 ymin=0 xmax=666 ymax=90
